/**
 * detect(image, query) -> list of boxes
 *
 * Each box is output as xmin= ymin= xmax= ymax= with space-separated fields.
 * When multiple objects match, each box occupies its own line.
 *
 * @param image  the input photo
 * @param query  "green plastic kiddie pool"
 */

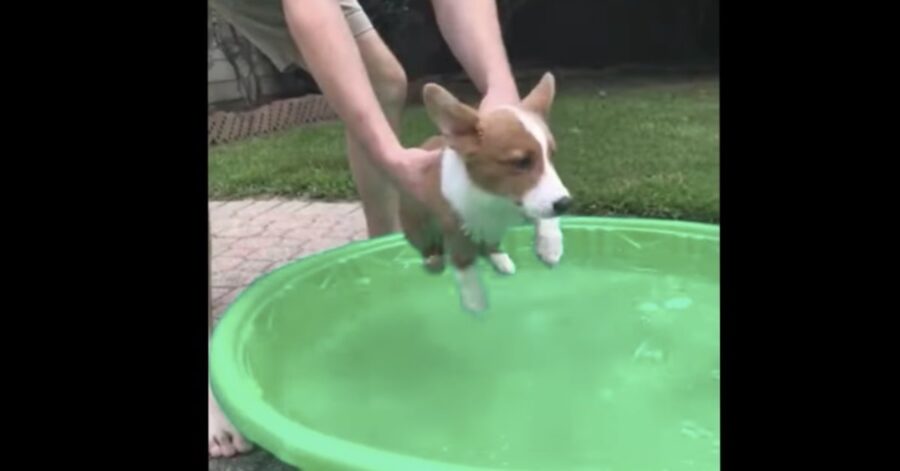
xmin=210 ymin=217 xmax=720 ymax=471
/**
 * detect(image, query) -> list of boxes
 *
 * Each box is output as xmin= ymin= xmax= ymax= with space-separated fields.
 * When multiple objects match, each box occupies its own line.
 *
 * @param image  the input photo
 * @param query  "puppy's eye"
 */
xmin=511 ymin=154 xmax=533 ymax=170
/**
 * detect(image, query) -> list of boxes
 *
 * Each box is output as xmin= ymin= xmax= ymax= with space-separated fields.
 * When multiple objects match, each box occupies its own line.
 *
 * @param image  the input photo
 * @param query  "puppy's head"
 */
xmin=423 ymin=72 xmax=571 ymax=219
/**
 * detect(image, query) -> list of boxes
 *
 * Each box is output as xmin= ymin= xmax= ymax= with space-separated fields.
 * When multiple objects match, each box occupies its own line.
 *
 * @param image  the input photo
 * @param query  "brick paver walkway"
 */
xmin=210 ymin=199 xmax=367 ymax=320
xmin=210 ymin=199 xmax=366 ymax=470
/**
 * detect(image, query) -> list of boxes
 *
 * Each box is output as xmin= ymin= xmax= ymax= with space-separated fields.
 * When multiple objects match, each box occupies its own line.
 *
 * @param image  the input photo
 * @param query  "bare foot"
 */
xmin=209 ymin=386 xmax=252 ymax=458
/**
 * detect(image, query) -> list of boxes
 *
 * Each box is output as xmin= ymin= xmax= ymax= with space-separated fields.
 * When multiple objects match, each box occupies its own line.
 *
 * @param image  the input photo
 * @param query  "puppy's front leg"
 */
xmin=535 ymin=217 xmax=564 ymax=266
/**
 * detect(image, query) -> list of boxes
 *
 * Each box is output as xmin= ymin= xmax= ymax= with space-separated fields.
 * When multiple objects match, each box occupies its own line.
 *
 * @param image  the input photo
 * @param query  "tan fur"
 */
xmin=467 ymin=110 xmax=545 ymax=203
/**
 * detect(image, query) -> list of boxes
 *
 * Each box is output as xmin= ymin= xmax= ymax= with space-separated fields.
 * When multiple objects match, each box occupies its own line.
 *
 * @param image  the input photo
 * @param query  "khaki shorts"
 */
xmin=209 ymin=0 xmax=374 ymax=71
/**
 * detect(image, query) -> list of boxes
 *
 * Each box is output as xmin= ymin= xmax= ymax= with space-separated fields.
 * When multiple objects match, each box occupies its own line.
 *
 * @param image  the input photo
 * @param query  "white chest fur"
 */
xmin=440 ymin=148 xmax=525 ymax=245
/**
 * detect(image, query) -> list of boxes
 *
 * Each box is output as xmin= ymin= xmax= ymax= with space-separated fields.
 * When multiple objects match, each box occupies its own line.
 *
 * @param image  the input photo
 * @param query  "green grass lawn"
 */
xmin=209 ymin=79 xmax=719 ymax=222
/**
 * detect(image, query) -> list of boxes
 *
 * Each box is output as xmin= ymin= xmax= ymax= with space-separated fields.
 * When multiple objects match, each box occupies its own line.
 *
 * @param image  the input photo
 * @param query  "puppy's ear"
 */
xmin=423 ymin=83 xmax=480 ymax=137
xmin=520 ymin=72 xmax=556 ymax=118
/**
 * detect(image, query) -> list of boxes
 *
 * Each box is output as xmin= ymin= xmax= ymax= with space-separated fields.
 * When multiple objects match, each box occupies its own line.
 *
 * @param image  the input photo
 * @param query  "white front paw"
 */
xmin=489 ymin=252 xmax=517 ymax=275
xmin=456 ymin=266 xmax=488 ymax=313
xmin=536 ymin=218 xmax=564 ymax=266
xmin=537 ymin=234 xmax=563 ymax=265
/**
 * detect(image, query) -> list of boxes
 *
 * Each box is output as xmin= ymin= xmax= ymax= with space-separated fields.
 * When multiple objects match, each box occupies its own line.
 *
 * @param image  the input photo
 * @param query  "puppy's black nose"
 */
xmin=552 ymin=197 xmax=572 ymax=215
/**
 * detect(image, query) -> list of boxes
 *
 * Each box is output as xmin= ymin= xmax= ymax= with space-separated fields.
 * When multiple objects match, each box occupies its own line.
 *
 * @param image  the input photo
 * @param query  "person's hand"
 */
xmin=382 ymin=146 xmax=443 ymax=208
xmin=478 ymin=85 xmax=520 ymax=113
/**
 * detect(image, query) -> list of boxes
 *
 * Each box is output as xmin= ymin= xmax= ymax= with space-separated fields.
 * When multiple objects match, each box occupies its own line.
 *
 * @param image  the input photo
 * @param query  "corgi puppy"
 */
xmin=399 ymin=72 xmax=571 ymax=313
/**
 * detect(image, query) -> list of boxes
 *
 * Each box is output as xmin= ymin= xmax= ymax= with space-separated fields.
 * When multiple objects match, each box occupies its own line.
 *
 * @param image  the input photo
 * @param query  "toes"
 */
xmin=210 ymin=431 xmax=252 ymax=458
xmin=233 ymin=434 xmax=253 ymax=453
xmin=216 ymin=434 xmax=237 ymax=457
